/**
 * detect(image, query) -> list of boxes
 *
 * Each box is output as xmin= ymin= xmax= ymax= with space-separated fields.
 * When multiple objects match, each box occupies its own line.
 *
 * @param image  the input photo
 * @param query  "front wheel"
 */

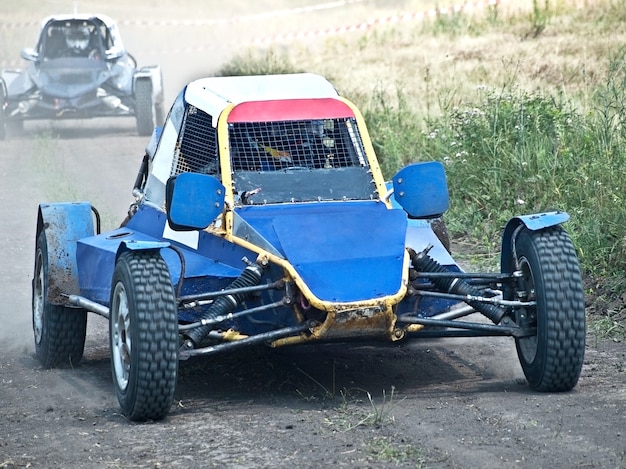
xmin=109 ymin=250 xmax=178 ymax=421
xmin=508 ymin=226 xmax=585 ymax=391
xmin=32 ymin=231 xmax=87 ymax=368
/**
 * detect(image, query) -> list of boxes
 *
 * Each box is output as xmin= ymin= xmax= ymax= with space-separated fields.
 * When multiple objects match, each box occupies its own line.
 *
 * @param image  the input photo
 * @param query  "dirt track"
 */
xmin=1 ymin=95 xmax=626 ymax=469
xmin=2 ymin=2 xmax=626 ymax=468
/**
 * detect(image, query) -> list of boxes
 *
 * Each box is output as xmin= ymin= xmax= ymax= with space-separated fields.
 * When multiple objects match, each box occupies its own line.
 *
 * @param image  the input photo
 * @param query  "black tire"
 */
xmin=134 ymin=79 xmax=154 ymax=137
xmin=508 ymin=226 xmax=586 ymax=391
xmin=109 ymin=250 xmax=178 ymax=421
xmin=32 ymin=231 xmax=87 ymax=368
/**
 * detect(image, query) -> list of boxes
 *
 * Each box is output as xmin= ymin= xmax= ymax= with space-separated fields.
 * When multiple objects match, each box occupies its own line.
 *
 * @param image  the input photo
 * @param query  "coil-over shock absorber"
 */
xmin=181 ymin=258 xmax=264 ymax=349
xmin=409 ymin=247 xmax=506 ymax=324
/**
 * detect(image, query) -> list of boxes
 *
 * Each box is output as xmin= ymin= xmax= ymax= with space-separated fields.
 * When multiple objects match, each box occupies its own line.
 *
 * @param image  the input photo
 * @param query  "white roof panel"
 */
xmin=41 ymin=13 xmax=117 ymax=28
xmin=184 ymin=73 xmax=340 ymax=122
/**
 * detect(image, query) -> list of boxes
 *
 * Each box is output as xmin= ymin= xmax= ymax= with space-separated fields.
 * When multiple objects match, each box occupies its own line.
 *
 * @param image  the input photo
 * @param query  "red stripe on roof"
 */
xmin=227 ymin=98 xmax=355 ymax=123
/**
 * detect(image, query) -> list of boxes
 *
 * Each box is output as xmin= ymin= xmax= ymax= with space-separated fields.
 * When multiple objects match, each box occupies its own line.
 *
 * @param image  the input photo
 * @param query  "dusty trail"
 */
xmin=1 ymin=2 xmax=625 ymax=468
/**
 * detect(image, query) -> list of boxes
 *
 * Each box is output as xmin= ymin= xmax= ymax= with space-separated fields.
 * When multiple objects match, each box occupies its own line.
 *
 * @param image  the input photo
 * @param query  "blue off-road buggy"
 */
xmin=32 ymin=73 xmax=586 ymax=421
xmin=0 ymin=14 xmax=164 ymax=139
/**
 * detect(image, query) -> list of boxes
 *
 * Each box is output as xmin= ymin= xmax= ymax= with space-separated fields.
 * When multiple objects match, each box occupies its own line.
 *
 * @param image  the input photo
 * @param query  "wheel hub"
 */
xmin=111 ymin=283 xmax=131 ymax=391
xmin=516 ymin=256 xmax=538 ymax=363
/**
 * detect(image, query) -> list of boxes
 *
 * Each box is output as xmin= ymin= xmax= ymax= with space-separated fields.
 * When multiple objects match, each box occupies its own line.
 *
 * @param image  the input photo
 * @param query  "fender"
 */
xmin=110 ymin=241 xmax=173 ymax=303
xmin=36 ymin=202 xmax=95 ymax=303
xmin=1 ymin=69 xmax=30 ymax=98
xmin=500 ymin=211 xmax=570 ymax=272
xmin=115 ymin=239 xmax=170 ymax=260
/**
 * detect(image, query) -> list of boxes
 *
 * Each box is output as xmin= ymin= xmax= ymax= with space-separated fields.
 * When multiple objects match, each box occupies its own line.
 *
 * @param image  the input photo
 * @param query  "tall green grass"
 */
xmin=217 ymin=4 xmax=626 ymax=283
xmin=217 ymin=48 xmax=302 ymax=77
xmin=219 ymin=46 xmax=626 ymax=279
xmin=364 ymin=51 xmax=626 ymax=278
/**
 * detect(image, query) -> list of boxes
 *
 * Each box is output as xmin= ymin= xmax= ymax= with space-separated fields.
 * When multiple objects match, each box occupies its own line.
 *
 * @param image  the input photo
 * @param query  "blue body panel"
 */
xmin=237 ymin=201 xmax=407 ymax=302
xmin=77 ymin=228 xmax=164 ymax=305
xmin=391 ymin=162 xmax=450 ymax=218
xmin=167 ymin=172 xmax=225 ymax=230
xmin=76 ymin=205 xmax=245 ymax=306
xmin=74 ymin=198 xmax=454 ymax=315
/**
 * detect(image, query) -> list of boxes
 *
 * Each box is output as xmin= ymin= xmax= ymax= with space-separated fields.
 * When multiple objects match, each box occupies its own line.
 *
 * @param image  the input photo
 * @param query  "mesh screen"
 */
xmin=171 ymin=106 xmax=219 ymax=176
xmin=228 ymin=118 xmax=367 ymax=172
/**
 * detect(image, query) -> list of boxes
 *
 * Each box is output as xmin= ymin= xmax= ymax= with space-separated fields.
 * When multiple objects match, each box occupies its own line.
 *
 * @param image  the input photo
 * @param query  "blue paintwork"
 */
xmin=235 ymin=201 xmax=409 ymax=302
xmin=166 ymin=173 xmax=225 ymax=230
xmin=76 ymin=228 xmax=164 ymax=305
xmin=391 ymin=162 xmax=450 ymax=218
xmin=76 ymin=204 xmax=248 ymax=306
xmin=74 ymin=199 xmax=410 ymax=312
xmin=37 ymin=202 xmax=94 ymax=301
xmin=269 ymin=203 xmax=407 ymax=302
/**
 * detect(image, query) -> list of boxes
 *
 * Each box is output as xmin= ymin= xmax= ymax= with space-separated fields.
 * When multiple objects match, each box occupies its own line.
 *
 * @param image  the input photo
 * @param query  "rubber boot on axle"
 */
xmin=409 ymin=247 xmax=506 ymax=324
xmin=182 ymin=261 xmax=264 ymax=348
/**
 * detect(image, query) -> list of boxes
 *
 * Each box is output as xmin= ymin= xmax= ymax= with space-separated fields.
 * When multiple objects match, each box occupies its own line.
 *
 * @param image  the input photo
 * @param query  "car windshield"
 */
xmin=229 ymin=117 xmax=378 ymax=204
xmin=41 ymin=19 xmax=107 ymax=60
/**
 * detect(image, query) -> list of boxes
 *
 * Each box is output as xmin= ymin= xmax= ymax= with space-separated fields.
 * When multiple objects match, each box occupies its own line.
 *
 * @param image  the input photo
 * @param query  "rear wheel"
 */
xmin=109 ymin=250 xmax=178 ymax=421
xmin=32 ymin=231 xmax=87 ymax=368
xmin=509 ymin=226 xmax=585 ymax=391
xmin=134 ymin=79 xmax=154 ymax=136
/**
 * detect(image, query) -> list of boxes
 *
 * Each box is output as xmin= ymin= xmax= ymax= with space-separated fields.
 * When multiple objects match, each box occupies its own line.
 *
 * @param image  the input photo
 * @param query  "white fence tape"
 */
xmin=0 ymin=0 xmax=364 ymax=29
xmin=0 ymin=0 xmax=501 ymax=67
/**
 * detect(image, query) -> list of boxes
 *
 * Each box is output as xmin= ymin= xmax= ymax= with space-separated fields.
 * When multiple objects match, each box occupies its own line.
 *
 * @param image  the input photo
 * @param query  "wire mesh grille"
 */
xmin=228 ymin=117 xmax=367 ymax=171
xmin=171 ymin=106 xmax=218 ymax=176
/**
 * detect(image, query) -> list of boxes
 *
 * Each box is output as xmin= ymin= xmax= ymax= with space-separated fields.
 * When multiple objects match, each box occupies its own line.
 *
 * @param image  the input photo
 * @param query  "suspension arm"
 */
xmin=178 ymin=298 xmax=288 ymax=331
xmin=178 ymin=279 xmax=285 ymax=308
xmin=411 ymin=289 xmax=536 ymax=308
xmin=179 ymin=322 xmax=315 ymax=359
xmin=397 ymin=315 xmax=534 ymax=338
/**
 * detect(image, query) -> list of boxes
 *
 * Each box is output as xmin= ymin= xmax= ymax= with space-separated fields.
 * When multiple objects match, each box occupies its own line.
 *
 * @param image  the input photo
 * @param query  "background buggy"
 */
xmin=0 ymin=14 xmax=163 ymax=138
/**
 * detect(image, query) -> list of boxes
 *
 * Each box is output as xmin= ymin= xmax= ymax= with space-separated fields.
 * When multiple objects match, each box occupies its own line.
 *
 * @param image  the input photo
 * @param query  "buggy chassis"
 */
xmin=32 ymin=73 xmax=585 ymax=421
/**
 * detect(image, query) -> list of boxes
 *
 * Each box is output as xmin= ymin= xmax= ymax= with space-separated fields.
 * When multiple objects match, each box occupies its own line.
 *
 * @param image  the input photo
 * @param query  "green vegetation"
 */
xmin=219 ymin=42 xmax=626 ymax=277
xmin=28 ymin=131 xmax=121 ymax=230
xmin=30 ymin=131 xmax=81 ymax=202
xmin=217 ymin=48 xmax=302 ymax=77
xmin=365 ymin=436 xmax=425 ymax=466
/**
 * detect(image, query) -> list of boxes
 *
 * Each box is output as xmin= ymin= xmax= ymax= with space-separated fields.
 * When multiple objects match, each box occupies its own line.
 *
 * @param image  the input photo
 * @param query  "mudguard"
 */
xmin=500 ymin=211 xmax=570 ymax=271
xmin=1 ymin=69 xmax=30 ymax=98
xmin=117 ymin=240 xmax=169 ymax=258
xmin=37 ymin=202 xmax=95 ymax=304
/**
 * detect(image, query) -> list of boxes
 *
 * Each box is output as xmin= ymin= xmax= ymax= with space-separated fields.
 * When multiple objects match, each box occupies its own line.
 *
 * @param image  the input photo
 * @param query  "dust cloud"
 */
xmin=0 ymin=0 xmax=444 ymax=353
